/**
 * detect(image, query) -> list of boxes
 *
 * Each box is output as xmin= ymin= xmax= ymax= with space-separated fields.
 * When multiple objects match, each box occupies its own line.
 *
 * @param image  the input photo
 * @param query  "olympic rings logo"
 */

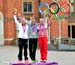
xmin=38 ymin=1 xmax=70 ymax=20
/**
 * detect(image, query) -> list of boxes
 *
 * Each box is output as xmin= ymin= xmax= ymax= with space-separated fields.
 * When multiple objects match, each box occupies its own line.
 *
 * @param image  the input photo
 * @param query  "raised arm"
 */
xmin=27 ymin=17 xmax=33 ymax=25
xmin=13 ymin=8 xmax=20 ymax=25
xmin=13 ymin=14 xmax=20 ymax=25
xmin=46 ymin=17 xmax=53 ymax=26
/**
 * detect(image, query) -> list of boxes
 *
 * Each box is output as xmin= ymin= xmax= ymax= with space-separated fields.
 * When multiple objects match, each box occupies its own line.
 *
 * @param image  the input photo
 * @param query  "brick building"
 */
xmin=0 ymin=0 xmax=75 ymax=45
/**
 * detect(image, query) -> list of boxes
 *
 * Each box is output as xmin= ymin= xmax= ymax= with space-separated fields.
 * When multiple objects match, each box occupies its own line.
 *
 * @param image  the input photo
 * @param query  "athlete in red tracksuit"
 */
xmin=37 ymin=18 xmax=48 ymax=62
xmin=37 ymin=17 xmax=52 ymax=62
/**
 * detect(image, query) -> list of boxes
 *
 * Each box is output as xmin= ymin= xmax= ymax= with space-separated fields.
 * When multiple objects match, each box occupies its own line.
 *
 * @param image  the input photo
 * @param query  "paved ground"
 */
xmin=0 ymin=46 xmax=75 ymax=65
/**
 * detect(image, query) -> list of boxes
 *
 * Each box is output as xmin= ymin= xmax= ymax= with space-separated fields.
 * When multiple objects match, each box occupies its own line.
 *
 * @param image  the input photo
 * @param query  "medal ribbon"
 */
xmin=32 ymin=25 xmax=36 ymax=32
xmin=40 ymin=24 xmax=44 ymax=32
xmin=22 ymin=25 xmax=26 ymax=32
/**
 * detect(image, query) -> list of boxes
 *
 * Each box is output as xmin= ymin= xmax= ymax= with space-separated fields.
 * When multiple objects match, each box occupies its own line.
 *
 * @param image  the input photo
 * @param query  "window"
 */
xmin=69 ymin=0 xmax=75 ymax=13
xmin=68 ymin=25 xmax=75 ymax=38
xmin=70 ymin=4 xmax=74 ymax=13
xmin=52 ymin=0 xmax=60 ymax=2
xmin=68 ymin=26 xmax=70 ymax=37
xmin=23 ymin=2 xmax=33 ymax=14
xmin=69 ymin=0 xmax=74 ymax=3
xmin=72 ymin=26 xmax=75 ymax=38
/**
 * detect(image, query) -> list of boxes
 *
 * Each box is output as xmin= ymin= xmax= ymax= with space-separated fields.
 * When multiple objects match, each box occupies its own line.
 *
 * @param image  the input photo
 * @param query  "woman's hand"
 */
xmin=12 ymin=8 xmax=17 ymax=14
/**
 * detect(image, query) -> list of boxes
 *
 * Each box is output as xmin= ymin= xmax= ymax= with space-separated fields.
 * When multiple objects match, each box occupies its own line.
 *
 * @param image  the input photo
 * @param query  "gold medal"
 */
xmin=33 ymin=32 xmax=35 ymax=35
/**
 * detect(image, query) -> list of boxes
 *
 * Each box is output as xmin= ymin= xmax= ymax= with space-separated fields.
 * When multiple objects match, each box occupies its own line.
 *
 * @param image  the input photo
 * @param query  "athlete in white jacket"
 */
xmin=13 ymin=12 xmax=29 ymax=63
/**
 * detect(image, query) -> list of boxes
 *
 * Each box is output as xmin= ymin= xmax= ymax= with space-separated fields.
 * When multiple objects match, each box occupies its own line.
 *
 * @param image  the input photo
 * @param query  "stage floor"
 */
xmin=0 ymin=46 xmax=75 ymax=65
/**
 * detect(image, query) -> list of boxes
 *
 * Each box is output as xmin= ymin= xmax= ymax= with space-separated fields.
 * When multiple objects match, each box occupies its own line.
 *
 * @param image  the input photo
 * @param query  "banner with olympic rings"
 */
xmin=38 ymin=1 xmax=70 ymax=20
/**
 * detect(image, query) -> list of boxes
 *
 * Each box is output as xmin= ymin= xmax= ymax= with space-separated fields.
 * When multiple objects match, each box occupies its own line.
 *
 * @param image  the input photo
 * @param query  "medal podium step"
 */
xmin=10 ymin=61 xmax=58 ymax=65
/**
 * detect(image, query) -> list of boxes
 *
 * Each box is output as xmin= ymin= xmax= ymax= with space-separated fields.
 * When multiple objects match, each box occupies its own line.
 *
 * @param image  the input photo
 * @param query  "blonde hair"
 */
xmin=21 ymin=17 xmax=27 ymax=23
xmin=40 ymin=18 xmax=44 ymax=21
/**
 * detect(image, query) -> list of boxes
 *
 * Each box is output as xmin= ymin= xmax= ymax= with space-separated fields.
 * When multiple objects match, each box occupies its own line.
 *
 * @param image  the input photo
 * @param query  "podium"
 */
xmin=36 ymin=62 xmax=58 ymax=65
xmin=10 ymin=63 xmax=31 ymax=65
xmin=11 ymin=61 xmax=58 ymax=65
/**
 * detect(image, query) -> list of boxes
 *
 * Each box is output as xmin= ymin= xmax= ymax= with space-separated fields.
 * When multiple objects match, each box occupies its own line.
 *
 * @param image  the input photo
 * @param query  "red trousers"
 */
xmin=38 ymin=37 xmax=48 ymax=60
